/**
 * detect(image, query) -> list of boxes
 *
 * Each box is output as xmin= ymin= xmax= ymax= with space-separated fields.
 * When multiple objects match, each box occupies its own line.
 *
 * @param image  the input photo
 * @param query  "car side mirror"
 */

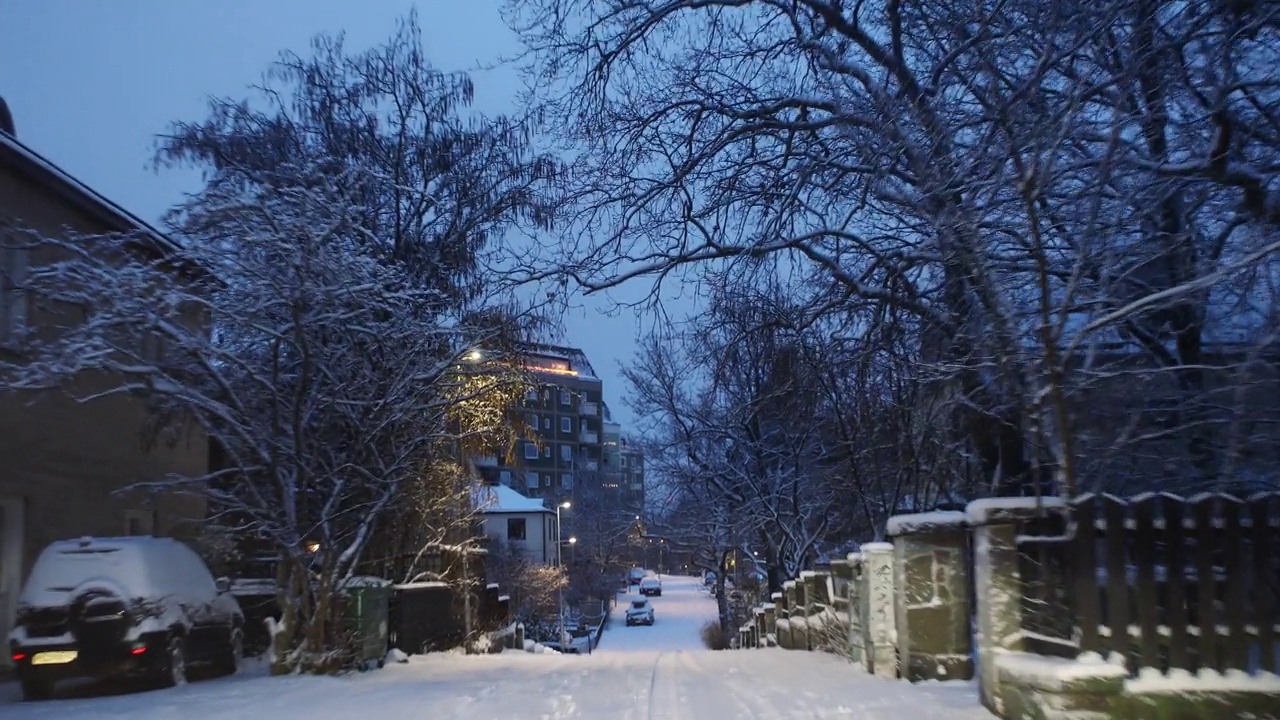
xmin=215 ymin=577 xmax=232 ymax=594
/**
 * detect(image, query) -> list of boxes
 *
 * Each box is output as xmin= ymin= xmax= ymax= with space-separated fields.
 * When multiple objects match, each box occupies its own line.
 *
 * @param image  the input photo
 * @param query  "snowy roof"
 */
xmin=472 ymin=483 xmax=552 ymax=514
xmin=0 ymin=127 xmax=183 ymax=257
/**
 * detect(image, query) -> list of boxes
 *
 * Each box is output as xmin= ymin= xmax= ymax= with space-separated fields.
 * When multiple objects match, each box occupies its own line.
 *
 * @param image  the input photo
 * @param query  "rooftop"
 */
xmin=472 ymin=483 xmax=552 ymax=514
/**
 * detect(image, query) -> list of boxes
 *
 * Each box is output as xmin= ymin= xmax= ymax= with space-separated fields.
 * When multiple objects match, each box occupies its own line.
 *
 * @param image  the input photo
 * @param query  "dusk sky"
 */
xmin=0 ymin=0 xmax=652 ymax=430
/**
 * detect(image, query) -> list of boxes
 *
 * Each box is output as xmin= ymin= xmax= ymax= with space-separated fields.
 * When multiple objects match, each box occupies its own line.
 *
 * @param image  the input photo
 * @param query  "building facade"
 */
xmin=474 ymin=484 xmax=557 ymax=565
xmin=481 ymin=344 xmax=606 ymax=502
xmin=0 ymin=100 xmax=208 ymax=657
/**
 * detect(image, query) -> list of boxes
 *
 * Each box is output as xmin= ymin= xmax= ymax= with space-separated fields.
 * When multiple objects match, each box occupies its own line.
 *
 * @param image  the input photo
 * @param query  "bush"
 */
xmin=700 ymin=620 xmax=729 ymax=650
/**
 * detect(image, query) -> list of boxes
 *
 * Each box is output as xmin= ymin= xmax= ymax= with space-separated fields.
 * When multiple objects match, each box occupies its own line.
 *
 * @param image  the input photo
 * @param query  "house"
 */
xmin=473 ymin=483 xmax=558 ymax=565
xmin=0 ymin=97 xmax=209 ymax=655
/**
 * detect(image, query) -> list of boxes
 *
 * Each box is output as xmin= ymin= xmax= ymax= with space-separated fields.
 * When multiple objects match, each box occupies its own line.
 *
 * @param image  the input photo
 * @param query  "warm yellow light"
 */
xmin=464 ymin=350 xmax=484 ymax=362
xmin=523 ymin=364 xmax=578 ymax=376
xmin=305 ymin=541 xmax=320 ymax=553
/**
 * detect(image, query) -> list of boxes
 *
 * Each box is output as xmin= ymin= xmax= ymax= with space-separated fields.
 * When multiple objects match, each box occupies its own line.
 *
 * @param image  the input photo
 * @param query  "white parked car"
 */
xmin=7 ymin=536 xmax=244 ymax=701
xmin=625 ymin=598 xmax=655 ymax=626
xmin=639 ymin=577 xmax=662 ymax=596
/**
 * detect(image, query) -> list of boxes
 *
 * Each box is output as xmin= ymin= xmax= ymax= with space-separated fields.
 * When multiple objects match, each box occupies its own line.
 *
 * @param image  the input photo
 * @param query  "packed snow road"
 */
xmin=0 ymin=575 xmax=993 ymax=719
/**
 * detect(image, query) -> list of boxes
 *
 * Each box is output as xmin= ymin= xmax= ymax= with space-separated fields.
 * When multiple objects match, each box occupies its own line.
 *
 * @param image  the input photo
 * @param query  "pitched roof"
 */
xmin=472 ymin=483 xmax=552 ymax=514
xmin=0 ymin=125 xmax=187 ymax=263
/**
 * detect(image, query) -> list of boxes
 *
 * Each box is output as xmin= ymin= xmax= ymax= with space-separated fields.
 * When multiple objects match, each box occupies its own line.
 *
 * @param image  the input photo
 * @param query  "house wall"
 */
xmin=480 ymin=511 xmax=555 ymax=565
xmin=0 ymin=159 xmax=208 ymax=654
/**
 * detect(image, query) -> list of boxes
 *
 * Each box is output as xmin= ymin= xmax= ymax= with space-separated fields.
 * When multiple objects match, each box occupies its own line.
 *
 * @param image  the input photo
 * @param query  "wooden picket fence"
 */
xmin=1017 ymin=492 xmax=1280 ymax=677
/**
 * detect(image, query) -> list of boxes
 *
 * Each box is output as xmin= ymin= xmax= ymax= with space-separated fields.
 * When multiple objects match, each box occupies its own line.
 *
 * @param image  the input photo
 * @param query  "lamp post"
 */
xmin=556 ymin=501 xmax=571 ymax=648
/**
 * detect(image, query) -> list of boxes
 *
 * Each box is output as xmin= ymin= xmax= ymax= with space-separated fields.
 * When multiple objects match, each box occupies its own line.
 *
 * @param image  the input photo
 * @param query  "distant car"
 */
xmin=627 ymin=568 xmax=647 ymax=586
xmin=7 ymin=536 xmax=244 ymax=702
xmin=639 ymin=577 xmax=662 ymax=597
xmin=625 ymin=599 xmax=655 ymax=626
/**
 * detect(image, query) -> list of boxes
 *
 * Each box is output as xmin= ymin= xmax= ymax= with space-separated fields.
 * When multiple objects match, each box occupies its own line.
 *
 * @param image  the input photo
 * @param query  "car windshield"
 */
xmin=631 ymin=600 xmax=646 ymax=609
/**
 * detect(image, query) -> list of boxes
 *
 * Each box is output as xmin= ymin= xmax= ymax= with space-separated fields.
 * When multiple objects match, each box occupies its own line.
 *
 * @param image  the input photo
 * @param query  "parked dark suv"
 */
xmin=7 ymin=536 xmax=244 ymax=701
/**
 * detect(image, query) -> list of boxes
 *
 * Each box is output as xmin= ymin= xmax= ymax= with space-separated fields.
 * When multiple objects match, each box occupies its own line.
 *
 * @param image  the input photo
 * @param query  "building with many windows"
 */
xmin=478 ymin=344 xmax=606 ymax=501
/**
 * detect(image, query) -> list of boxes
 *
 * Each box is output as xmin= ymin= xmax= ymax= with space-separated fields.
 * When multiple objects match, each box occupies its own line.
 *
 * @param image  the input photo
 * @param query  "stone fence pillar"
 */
xmin=968 ymin=498 xmax=1065 ymax=714
xmin=781 ymin=580 xmax=799 ymax=649
xmin=887 ymin=511 xmax=973 ymax=682
xmin=860 ymin=542 xmax=897 ymax=678
xmin=763 ymin=601 xmax=777 ymax=646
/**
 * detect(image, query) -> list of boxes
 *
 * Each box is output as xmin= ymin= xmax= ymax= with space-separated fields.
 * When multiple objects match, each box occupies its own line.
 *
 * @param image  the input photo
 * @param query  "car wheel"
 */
xmin=20 ymin=677 xmax=54 ymax=702
xmin=161 ymin=635 xmax=189 ymax=688
xmin=219 ymin=627 xmax=244 ymax=676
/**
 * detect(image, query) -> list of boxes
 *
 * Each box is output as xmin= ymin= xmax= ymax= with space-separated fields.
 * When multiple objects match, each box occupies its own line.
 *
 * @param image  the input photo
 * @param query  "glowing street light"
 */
xmin=464 ymin=349 xmax=484 ymax=362
xmin=568 ymin=536 xmax=577 ymax=544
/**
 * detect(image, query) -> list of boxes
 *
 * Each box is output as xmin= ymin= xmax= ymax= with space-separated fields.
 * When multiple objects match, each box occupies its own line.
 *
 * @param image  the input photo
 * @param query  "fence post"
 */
xmin=968 ymin=498 xmax=1066 ymax=714
xmin=764 ymin=598 xmax=778 ymax=646
xmin=781 ymin=580 xmax=798 ymax=649
xmin=860 ymin=542 xmax=897 ymax=678
xmin=797 ymin=572 xmax=816 ymax=650
xmin=887 ymin=511 xmax=973 ymax=682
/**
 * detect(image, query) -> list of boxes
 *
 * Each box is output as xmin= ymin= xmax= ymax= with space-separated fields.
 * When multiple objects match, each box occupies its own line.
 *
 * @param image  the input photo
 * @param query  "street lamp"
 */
xmin=555 ymin=502 xmax=571 ymax=649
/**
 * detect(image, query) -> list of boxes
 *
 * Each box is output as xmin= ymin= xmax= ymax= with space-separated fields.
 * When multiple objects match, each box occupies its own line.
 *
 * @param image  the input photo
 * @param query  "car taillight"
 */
xmin=11 ymin=652 xmax=26 ymax=662
xmin=130 ymin=643 xmax=147 ymax=655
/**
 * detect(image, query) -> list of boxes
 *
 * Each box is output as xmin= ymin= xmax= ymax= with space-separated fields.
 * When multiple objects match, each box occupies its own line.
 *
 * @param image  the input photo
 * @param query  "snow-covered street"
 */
xmin=0 ymin=576 xmax=994 ymax=719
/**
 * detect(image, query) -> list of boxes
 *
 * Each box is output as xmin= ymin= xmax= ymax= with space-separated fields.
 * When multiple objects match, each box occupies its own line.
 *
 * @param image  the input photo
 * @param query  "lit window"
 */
xmin=561 ymin=417 xmax=572 ymax=433
xmin=524 ymin=442 xmax=538 ymax=459
xmin=543 ymin=417 xmax=551 ymax=430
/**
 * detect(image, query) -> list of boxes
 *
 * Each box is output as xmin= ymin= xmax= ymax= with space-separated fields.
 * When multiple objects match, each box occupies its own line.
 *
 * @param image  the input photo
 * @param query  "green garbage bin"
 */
xmin=342 ymin=577 xmax=392 ymax=669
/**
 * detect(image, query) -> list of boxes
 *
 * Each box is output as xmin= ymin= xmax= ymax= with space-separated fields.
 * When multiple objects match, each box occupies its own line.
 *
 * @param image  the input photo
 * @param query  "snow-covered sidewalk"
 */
xmin=0 ymin=576 xmax=995 ymax=719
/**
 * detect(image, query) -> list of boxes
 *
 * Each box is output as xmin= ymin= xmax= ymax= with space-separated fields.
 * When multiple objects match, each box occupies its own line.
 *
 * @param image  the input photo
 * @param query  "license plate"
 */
xmin=31 ymin=650 xmax=78 ymax=665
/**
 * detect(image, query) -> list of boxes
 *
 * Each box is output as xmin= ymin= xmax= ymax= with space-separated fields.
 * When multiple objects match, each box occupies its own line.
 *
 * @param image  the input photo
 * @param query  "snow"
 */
xmin=0 ymin=575 xmax=995 ymax=719
xmin=886 ymin=511 xmax=968 ymax=536
xmin=993 ymin=650 xmax=1128 ymax=691
xmin=393 ymin=581 xmax=449 ymax=590
xmin=965 ymin=497 xmax=1067 ymax=525
xmin=1126 ymin=667 xmax=1280 ymax=694
xmin=859 ymin=542 xmax=894 ymax=553
xmin=471 ymin=484 xmax=551 ymax=514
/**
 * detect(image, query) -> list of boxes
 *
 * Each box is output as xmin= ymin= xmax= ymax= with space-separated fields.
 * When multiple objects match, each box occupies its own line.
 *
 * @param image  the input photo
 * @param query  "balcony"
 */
xmin=579 ymin=431 xmax=599 ymax=444
xmin=580 ymin=402 xmax=599 ymax=417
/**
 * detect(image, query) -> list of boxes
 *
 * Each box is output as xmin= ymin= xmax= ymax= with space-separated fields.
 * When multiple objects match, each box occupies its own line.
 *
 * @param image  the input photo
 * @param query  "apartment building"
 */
xmin=481 ymin=344 xmax=606 ymax=501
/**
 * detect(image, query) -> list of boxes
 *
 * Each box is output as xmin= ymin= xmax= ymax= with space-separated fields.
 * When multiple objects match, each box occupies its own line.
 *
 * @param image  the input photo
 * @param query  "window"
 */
xmin=526 ymin=413 xmax=538 ymax=429
xmin=525 ymin=387 xmax=538 ymax=402
xmin=560 ymin=444 xmax=573 ymax=462
xmin=542 ymin=474 xmax=552 ymax=487
xmin=560 ymin=417 xmax=572 ymax=433
xmin=542 ymin=445 xmax=552 ymax=458
xmin=543 ymin=417 xmax=551 ymax=430
xmin=559 ymin=389 xmax=571 ymax=406
xmin=524 ymin=442 xmax=539 ymax=460
xmin=525 ymin=471 xmax=539 ymax=489
xmin=0 ymin=246 xmax=29 ymax=346
xmin=621 ymin=455 xmax=629 ymax=468
xmin=499 ymin=470 xmax=512 ymax=485
xmin=562 ymin=474 xmax=574 ymax=489
xmin=507 ymin=518 xmax=527 ymax=541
